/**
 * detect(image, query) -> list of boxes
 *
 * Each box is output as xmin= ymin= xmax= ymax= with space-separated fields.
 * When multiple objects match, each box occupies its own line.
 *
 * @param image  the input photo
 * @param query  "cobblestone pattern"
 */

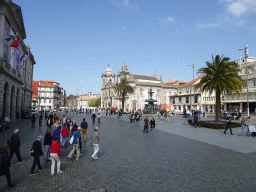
xmin=0 ymin=112 xmax=256 ymax=191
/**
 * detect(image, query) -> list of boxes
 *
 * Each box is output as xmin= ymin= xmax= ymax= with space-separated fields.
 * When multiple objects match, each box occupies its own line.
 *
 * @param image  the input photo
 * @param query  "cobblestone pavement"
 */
xmin=1 ymin=112 xmax=256 ymax=191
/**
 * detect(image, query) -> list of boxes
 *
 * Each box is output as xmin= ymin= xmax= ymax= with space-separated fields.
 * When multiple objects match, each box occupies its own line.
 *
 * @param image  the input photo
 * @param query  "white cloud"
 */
xmin=221 ymin=0 xmax=256 ymax=16
xmin=197 ymin=23 xmax=220 ymax=29
xmin=227 ymin=2 xmax=248 ymax=16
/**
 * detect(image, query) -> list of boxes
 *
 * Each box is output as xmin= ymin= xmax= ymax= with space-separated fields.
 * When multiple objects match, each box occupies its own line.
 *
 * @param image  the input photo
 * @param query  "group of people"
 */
xmin=0 ymin=112 xmax=101 ymax=190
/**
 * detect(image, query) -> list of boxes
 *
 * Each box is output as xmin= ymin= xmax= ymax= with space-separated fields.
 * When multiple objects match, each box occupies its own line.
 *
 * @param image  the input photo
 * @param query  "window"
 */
xmin=194 ymin=96 xmax=198 ymax=103
xmin=173 ymin=98 xmax=175 ymax=104
xmin=254 ymin=80 xmax=256 ymax=87
xmin=244 ymin=82 xmax=247 ymax=87
xmin=186 ymin=96 xmax=189 ymax=103
xmin=44 ymin=99 xmax=46 ymax=103
xmin=179 ymin=89 xmax=181 ymax=94
xmin=49 ymin=99 xmax=51 ymax=103
xmin=179 ymin=97 xmax=181 ymax=102
xmin=178 ymin=106 xmax=181 ymax=110
xmin=186 ymin=88 xmax=189 ymax=93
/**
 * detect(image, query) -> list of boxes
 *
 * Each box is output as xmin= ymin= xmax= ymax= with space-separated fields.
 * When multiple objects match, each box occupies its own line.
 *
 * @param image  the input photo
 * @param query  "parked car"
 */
xmin=0 ymin=117 xmax=11 ymax=132
xmin=53 ymin=109 xmax=57 ymax=112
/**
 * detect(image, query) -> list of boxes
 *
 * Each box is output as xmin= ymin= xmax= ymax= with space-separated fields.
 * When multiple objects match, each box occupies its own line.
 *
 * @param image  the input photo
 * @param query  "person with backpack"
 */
xmin=50 ymin=136 xmax=62 ymax=176
xmin=0 ymin=144 xmax=15 ymax=189
xmin=9 ymin=129 xmax=24 ymax=164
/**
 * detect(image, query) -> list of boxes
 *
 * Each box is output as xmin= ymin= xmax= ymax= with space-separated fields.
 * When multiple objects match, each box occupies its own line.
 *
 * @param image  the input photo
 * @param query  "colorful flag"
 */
xmin=10 ymin=39 xmax=20 ymax=48
xmin=20 ymin=51 xmax=29 ymax=61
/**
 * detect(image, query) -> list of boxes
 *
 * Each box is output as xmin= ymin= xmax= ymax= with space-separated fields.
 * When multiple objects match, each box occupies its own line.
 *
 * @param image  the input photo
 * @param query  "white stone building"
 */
xmin=0 ymin=0 xmax=36 ymax=120
xmin=101 ymin=63 xmax=179 ymax=111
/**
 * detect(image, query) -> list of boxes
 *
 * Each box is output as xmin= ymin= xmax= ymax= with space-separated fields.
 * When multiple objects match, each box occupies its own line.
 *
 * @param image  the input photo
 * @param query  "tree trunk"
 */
xmin=215 ymin=90 xmax=222 ymax=122
xmin=122 ymin=93 xmax=125 ymax=111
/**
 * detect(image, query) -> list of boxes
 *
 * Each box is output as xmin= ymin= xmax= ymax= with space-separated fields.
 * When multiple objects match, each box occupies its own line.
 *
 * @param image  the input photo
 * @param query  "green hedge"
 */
xmin=189 ymin=122 xmax=241 ymax=129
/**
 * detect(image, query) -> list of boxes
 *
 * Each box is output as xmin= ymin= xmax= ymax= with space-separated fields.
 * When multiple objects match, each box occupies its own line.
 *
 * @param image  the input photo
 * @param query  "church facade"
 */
xmin=101 ymin=63 xmax=181 ymax=111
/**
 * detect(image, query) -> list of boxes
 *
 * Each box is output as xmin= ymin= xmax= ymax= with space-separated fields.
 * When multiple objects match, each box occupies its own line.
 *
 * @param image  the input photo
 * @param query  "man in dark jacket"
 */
xmin=9 ymin=129 xmax=24 ymax=163
xmin=0 ymin=144 xmax=15 ymax=189
xmin=52 ymin=126 xmax=61 ymax=141
xmin=30 ymin=135 xmax=44 ymax=176
xmin=81 ymin=118 xmax=88 ymax=142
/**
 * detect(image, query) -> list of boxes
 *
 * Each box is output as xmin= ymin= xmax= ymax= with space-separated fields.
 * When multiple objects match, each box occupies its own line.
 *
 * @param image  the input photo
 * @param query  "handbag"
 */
xmin=30 ymin=144 xmax=35 ymax=156
xmin=69 ymin=136 xmax=74 ymax=144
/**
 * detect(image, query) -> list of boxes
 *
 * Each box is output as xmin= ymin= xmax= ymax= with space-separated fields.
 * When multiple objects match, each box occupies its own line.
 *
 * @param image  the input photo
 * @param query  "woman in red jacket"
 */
xmin=61 ymin=125 xmax=69 ymax=149
xmin=50 ymin=136 xmax=62 ymax=176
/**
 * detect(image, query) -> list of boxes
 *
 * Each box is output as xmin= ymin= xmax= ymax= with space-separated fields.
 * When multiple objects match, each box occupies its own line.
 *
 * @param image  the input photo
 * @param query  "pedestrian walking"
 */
xmin=92 ymin=113 xmax=96 ymax=124
xmin=160 ymin=110 xmax=164 ymax=120
xmin=149 ymin=117 xmax=155 ymax=134
xmin=62 ymin=115 xmax=67 ymax=126
xmin=39 ymin=114 xmax=43 ymax=127
xmin=0 ymin=144 xmax=15 ymax=189
xmin=129 ymin=113 xmax=133 ymax=124
xmin=67 ymin=127 xmax=82 ymax=161
xmin=143 ymin=117 xmax=149 ymax=133
xmin=224 ymin=114 xmax=233 ymax=135
xmin=132 ymin=113 xmax=135 ymax=123
xmin=8 ymin=129 xmax=24 ymax=164
xmin=50 ymin=136 xmax=62 ymax=176
xmin=43 ymin=129 xmax=52 ymax=162
xmin=98 ymin=113 xmax=101 ymax=124
xmin=31 ymin=114 xmax=36 ymax=128
xmin=52 ymin=126 xmax=61 ymax=141
xmin=174 ymin=109 xmax=177 ymax=117
xmin=203 ymin=109 xmax=205 ymax=118
xmin=81 ymin=118 xmax=88 ymax=142
xmin=30 ymin=135 xmax=44 ymax=176
xmin=91 ymin=127 xmax=100 ymax=160
xmin=194 ymin=112 xmax=198 ymax=128
xmin=238 ymin=117 xmax=246 ymax=136
xmin=47 ymin=116 xmax=53 ymax=129
xmin=61 ymin=125 xmax=69 ymax=148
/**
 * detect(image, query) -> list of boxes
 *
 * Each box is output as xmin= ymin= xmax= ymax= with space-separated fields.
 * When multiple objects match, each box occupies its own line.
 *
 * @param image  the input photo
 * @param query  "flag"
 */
xmin=20 ymin=51 xmax=29 ymax=61
xmin=10 ymin=39 xmax=20 ymax=48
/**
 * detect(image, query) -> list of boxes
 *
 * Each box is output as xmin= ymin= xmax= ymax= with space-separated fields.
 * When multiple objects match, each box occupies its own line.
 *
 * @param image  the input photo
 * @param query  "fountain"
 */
xmin=143 ymin=88 xmax=158 ymax=114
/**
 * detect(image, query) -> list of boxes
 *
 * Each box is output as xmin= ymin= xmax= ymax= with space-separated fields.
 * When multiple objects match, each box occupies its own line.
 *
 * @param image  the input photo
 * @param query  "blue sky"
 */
xmin=13 ymin=0 xmax=256 ymax=95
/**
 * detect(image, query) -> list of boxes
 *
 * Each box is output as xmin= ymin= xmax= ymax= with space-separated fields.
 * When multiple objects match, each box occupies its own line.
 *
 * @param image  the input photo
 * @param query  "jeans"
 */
xmin=62 ymin=137 xmax=68 ymax=147
xmin=68 ymin=144 xmax=80 ymax=160
xmin=39 ymin=120 xmax=42 ymax=126
xmin=240 ymin=125 xmax=245 ymax=136
xmin=161 ymin=115 xmax=164 ymax=120
xmin=92 ymin=144 xmax=99 ymax=158
xmin=92 ymin=119 xmax=95 ymax=124
xmin=143 ymin=126 xmax=148 ymax=133
xmin=50 ymin=153 xmax=61 ymax=174
xmin=98 ymin=118 xmax=100 ymax=124
xmin=9 ymin=147 xmax=22 ymax=162
xmin=130 ymin=118 xmax=132 ymax=124
xmin=44 ymin=145 xmax=51 ymax=159
xmin=151 ymin=128 xmax=155 ymax=134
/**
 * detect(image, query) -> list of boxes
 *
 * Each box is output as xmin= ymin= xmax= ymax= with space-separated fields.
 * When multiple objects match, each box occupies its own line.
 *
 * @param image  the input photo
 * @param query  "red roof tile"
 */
xmin=131 ymin=75 xmax=159 ymax=81
xmin=179 ymin=77 xmax=201 ymax=88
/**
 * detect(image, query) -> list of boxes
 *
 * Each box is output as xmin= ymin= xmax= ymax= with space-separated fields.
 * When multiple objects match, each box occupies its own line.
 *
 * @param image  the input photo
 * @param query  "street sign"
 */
xmin=179 ymin=103 xmax=183 ymax=106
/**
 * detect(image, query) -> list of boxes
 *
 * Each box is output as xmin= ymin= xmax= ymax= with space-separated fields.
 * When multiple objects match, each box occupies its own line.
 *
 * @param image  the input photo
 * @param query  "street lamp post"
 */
xmin=239 ymin=45 xmax=250 ymax=117
xmin=188 ymin=64 xmax=195 ymax=111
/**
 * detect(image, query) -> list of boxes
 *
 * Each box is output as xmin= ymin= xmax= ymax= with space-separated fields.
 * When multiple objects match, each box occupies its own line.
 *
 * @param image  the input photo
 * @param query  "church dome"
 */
xmin=104 ymin=65 xmax=114 ymax=75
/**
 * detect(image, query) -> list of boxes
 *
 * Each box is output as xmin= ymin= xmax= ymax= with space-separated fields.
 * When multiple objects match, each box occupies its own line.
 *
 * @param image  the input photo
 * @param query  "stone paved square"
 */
xmin=0 ymin=112 xmax=256 ymax=191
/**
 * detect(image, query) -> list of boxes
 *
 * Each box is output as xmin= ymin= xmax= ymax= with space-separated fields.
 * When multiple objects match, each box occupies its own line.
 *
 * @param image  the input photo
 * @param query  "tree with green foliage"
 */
xmin=114 ymin=78 xmax=134 ymax=111
xmin=89 ymin=97 xmax=101 ymax=107
xmin=195 ymin=55 xmax=244 ymax=122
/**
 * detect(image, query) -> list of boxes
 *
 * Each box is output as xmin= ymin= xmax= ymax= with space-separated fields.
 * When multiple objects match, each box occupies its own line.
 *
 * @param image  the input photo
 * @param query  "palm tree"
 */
xmin=195 ymin=55 xmax=244 ymax=122
xmin=115 ymin=78 xmax=134 ymax=111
